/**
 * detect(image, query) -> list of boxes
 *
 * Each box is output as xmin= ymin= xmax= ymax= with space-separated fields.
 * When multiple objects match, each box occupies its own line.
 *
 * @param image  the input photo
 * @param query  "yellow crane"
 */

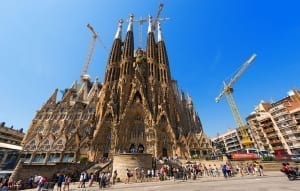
xmin=215 ymin=54 xmax=257 ymax=148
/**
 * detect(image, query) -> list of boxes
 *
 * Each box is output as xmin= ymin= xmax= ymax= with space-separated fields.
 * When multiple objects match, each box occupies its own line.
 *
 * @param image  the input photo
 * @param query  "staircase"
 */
xmin=86 ymin=159 xmax=113 ymax=173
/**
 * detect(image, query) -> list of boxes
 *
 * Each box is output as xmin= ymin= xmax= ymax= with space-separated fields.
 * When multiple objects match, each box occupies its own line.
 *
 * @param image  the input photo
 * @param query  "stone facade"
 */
xmin=17 ymin=14 xmax=212 ymax=178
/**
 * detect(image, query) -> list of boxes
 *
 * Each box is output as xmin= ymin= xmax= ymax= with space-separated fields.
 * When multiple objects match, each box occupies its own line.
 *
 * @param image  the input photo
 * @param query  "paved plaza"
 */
xmin=23 ymin=171 xmax=300 ymax=191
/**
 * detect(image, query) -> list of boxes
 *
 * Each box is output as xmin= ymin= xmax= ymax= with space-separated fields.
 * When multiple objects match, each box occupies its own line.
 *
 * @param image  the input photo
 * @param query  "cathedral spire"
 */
xmin=105 ymin=20 xmax=123 ymax=82
xmin=147 ymin=15 xmax=153 ymax=33
xmin=46 ymin=88 xmax=58 ymax=104
xmin=122 ymin=14 xmax=134 ymax=59
xmin=157 ymin=21 xmax=163 ymax=42
xmin=127 ymin=14 xmax=134 ymax=32
xmin=146 ymin=15 xmax=157 ymax=61
xmin=157 ymin=21 xmax=170 ymax=83
xmin=114 ymin=19 xmax=123 ymax=39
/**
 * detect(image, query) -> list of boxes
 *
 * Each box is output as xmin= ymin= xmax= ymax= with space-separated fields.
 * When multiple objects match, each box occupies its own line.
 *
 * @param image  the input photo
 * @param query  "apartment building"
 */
xmin=212 ymin=90 xmax=300 ymax=157
xmin=246 ymin=90 xmax=300 ymax=155
xmin=212 ymin=129 xmax=242 ymax=155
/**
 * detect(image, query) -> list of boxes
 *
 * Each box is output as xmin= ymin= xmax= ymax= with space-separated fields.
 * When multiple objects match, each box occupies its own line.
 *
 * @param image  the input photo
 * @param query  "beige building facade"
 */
xmin=213 ymin=90 xmax=300 ymax=157
xmin=246 ymin=90 xmax=300 ymax=155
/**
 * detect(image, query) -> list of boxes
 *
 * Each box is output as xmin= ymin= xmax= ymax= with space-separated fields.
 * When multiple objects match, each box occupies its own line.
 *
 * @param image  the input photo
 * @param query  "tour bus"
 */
xmin=230 ymin=148 xmax=274 ymax=160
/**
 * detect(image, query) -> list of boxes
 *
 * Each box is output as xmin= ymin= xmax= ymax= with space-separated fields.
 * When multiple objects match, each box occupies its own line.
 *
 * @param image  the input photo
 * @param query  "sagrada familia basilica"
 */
xmin=20 ymin=13 xmax=212 ymax=168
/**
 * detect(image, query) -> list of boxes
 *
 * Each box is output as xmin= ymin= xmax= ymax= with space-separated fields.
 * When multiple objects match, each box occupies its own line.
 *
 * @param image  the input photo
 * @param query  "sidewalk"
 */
xmin=23 ymin=171 xmax=284 ymax=191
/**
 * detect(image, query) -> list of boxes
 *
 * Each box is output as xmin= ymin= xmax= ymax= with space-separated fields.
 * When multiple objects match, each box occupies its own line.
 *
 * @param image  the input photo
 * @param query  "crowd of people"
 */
xmin=2 ymin=158 xmax=268 ymax=191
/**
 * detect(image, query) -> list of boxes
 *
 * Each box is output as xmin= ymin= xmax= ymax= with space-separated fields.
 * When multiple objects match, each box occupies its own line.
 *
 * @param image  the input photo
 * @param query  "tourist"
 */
xmin=77 ymin=172 xmax=84 ymax=188
xmin=88 ymin=172 xmax=95 ymax=187
xmin=62 ymin=175 xmax=71 ymax=191
xmin=56 ymin=172 xmax=64 ymax=191
xmin=98 ymin=172 xmax=106 ymax=189
xmin=28 ymin=176 xmax=34 ymax=188
xmin=1 ymin=178 xmax=8 ymax=191
xmin=112 ymin=170 xmax=118 ymax=184
xmin=125 ymin=169 xmax=132 ymax=184
xmin=36 ymin=176 xmax=47 ymax=191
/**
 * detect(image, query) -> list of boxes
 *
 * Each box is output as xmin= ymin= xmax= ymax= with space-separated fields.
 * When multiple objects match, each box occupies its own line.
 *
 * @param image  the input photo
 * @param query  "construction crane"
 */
xmin=151 ymin=3 xmax=164 ymax=31
xmin=81 ymin=23 xmax=98 ymax=81
xmin=130 ymin=3 xmax=168 ymax=48
xmin=215 ymin=54 xmax=257 ymax=148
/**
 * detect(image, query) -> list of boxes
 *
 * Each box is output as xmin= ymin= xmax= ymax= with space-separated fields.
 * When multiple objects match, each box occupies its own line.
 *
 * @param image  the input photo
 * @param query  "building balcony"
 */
xmin=264 ymin=128 xmax=276 ymax=133
xmin=225 ymin=139 xmax=238 ymax=144
xmin=276 ymin=116 xmax=293 ymax=124
xmin=292 ymin=129 xmax=300 ymax=133
xmin=226 ymin=142 xmax=240 ymax=148
xmin=260 ymin=121 xmax=273 ymax=127
xmin=289 ymin=143 xmax=300 ymax=149
xmin=266 ymin=133 xmax=278 ymax=139
xmin=285 ymin=136 xmax=300 ymax=142
xmin=269 ymin=139 xmax=282 ymax=144
xmin=272 ymin=145 xmax=285 ymax=150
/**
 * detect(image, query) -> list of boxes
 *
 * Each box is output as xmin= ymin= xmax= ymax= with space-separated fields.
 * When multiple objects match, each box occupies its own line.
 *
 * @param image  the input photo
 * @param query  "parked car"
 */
xmin=291 ymin=154 xmax=300 ymax=163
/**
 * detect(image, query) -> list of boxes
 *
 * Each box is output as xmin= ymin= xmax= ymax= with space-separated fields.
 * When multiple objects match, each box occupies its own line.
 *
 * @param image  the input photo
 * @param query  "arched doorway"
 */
xmin=162 ymin=148 xmax=168 ymax=158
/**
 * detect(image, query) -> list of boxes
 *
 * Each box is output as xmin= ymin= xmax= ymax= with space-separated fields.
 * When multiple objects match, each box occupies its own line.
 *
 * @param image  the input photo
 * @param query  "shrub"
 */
xmin=80 ymin=156 xmax=88 ymax=162
xmin=262 ymin=156 xmax=274 ymax=161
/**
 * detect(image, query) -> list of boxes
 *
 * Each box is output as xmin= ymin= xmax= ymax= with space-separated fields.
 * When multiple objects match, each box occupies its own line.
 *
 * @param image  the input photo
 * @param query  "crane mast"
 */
xmin=152 ymin=3 xmax=164 ymax=31
xmin=215 ymin=54 xmax=257 ymax=148
xmin=81 ymin=23 xmax=98 ymax=81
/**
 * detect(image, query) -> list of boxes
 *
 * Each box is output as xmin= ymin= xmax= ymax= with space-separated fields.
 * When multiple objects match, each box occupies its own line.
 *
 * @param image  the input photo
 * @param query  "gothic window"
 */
xmin=57 ymin=140 xmax=62 ymax=146
xmin=82 ymin=114 xmax=88 ymax=120
xmin=133 ymin=92 xmax=142 ymax=103
xmin=36 ymin=126 xmax=44 ymax=134
xmin=41 ymin=140 xmax=50 ymax=151
xmin=48 ymin=153 xmax=60 ymax=163
xmin=30 ymin=140 xmax=35 ymax=145
xmin=32 ymin=153 xmax=46 ymax=163
xmin=135 ymin=115 xmax=142 ymax=121
xmin=52 ymin=115 xmax=57 ymax=120
xmin=21 ymin=153 xmax=31 ymax=163
xmin=62 ymin=153 xmax=74 ymax=162
xmin=162 ymin=134 xmax=167 ymax=145
xmin=76 ymin=114 xmax=81 ymax=120
xmin=84 ymin=126 xmax=93 ymax=136
xmin=68 ymin=126 xmax=76 ymax=134
xmin=54 ymin=140 xmax=63 ymax=151
xmin=106 ymin=113 xmax=113 ymax=122
xmin=160 ymin=115 xmax=167 ymax=125
xmin=52 ymin=125 xmax=60 ymax=133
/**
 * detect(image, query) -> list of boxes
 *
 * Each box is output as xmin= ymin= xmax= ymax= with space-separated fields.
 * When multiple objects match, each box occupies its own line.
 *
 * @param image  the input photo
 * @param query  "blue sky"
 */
xmin=1 ymin=0 xmax=300 ymax=138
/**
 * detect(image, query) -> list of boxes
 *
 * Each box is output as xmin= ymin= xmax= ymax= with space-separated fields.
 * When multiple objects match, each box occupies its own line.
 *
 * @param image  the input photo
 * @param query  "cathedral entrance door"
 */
xmin=162 ymin=148 xmax=168 ymax=158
